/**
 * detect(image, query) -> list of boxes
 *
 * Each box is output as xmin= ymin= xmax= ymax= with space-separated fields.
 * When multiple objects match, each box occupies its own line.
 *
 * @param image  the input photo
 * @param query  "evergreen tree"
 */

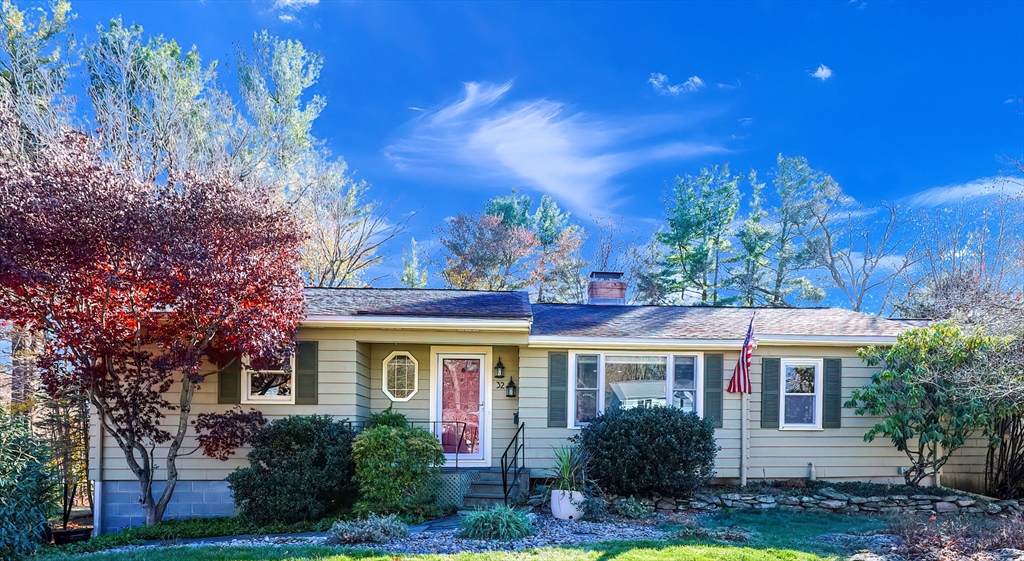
xmin=399 ymin=238 xmax=428 ymax=288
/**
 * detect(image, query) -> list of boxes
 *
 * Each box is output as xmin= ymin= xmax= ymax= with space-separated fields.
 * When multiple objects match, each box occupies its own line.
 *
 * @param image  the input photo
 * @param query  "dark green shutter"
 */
xmin=218 ymin=355 xmax=241 ymax=404
xmin=294 ymin=340 xmax=319 ymax=405
xmin=761 ymin=358 xmax=781 ymax=429
xmin=548 ymin=352 xmax=568 ymax=427
xmin=823 ymin=358 xmax=843 ymax=429
xmin=703 ymin=354 xmax=724 ymax=429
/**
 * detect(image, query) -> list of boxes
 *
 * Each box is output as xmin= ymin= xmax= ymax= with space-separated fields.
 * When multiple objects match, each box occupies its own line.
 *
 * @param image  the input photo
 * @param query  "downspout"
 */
xmin=92 ymin=409 xmax=103 ymax=537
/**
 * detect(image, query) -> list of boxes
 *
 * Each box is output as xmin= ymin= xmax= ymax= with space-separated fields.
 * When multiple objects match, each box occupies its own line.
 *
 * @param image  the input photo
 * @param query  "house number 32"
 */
xmin=496 ymin=381 xmax=506 ymax=389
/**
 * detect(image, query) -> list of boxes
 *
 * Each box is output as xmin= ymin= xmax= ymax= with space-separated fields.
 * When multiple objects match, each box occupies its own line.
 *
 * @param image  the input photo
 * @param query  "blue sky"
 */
xmin=65 ymin=0 xmax=1024 ymax=284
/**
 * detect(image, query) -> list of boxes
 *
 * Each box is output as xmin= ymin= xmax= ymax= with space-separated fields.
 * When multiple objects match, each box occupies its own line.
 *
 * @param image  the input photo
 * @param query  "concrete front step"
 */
xmin=463 ymin=492 xmax=509 ymax=508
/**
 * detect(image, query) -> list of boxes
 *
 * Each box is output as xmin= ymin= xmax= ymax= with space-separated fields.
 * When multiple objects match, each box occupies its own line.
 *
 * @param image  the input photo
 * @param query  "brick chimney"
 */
xmin=587 ymin=271 xmax=627 ymax=305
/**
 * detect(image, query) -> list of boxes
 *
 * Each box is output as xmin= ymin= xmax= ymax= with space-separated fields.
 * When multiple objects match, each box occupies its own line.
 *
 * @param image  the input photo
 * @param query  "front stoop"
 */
xmin=461 ymin=468 xmax=531 ymax=509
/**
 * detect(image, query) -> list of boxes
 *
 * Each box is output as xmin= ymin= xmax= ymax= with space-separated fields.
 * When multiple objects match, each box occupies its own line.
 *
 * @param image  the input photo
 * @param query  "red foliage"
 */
xmin=194 ymin=408 xmax=268 ymax=461
xmin=0 ymin=128 xmax=305 ymax=521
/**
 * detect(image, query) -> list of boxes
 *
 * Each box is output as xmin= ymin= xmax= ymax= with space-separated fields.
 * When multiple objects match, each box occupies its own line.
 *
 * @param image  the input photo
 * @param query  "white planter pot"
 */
xmin=550 ymin=490 xmax=585 ymax=520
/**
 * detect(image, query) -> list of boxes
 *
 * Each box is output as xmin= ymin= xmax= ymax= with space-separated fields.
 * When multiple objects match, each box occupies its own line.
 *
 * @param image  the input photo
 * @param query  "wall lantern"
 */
xmin=494 ymin=357 xmax=505 ymax=379
xmin=505 ymin=379 xmax=517 ymax=398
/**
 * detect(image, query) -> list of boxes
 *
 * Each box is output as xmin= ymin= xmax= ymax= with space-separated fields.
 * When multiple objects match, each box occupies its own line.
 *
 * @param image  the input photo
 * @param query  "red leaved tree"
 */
xmin=0 ymin=127 xmax=305 ymax=525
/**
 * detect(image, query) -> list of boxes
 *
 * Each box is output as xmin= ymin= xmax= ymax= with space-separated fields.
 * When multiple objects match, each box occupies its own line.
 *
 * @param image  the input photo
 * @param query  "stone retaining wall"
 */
xmin=608 ymin=488 xmax=1022 ymax=517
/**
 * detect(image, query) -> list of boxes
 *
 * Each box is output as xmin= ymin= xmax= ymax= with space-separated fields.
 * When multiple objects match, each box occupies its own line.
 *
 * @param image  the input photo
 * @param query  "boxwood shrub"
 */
xmin=352 ymin=425 xmax=445 ymax=522
xmin=227 ymin=415 xmax=357 ymax=524
xmin=576 ymin=405 xmax=717 ymax=498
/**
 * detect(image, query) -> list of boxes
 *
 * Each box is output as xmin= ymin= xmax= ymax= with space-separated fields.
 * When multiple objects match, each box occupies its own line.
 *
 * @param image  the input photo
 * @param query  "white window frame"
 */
xmin=241 ymin=354 xmax=296 ymax=404
xmin=567 ymin=351 xmax=704 ymax=429
xmin=382 ymin=351 xmax=420 ymax=402
xmin=779 ymin=358 xmax=824 ymax=431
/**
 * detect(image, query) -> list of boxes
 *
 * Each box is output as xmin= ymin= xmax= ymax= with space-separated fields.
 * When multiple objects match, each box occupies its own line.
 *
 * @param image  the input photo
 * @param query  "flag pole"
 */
xmin=741 ymin=391 xmax=749 ymax=487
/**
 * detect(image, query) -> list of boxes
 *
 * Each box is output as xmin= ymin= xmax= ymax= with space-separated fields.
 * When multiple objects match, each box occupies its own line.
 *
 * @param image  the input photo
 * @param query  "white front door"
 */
xmin=436 ymin=353 xmax=488 ymax=463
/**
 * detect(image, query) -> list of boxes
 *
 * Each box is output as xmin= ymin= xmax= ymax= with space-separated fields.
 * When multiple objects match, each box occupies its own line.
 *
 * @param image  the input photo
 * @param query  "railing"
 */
xmin=500 ymin=422 xmax=526 ymax=505
xmin=344 ymin=420 xmax=468 ymax=470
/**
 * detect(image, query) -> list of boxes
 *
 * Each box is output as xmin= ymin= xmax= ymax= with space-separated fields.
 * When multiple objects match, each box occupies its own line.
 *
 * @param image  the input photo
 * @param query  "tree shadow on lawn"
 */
xmin=548 ymin=538 xmax=835 ymax=561
xmin=535 ymin=509 xmax=892 ymax=561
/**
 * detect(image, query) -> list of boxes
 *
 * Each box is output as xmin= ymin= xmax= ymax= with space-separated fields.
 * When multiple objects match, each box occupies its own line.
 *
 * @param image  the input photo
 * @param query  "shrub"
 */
xmin=576 ymin=405 xmax=717 ymax=497
xmin=459 ymin=506 xmax=533 ymax=541
xmin=326 ymin=514 xmax=409 ymax=545
xmin=613 ymin=497 xmax=654 ymax=519
xmin=227 ymin=415 xmax=356 ymax=524
xmin=364 ymin=407 xmax=409 ymax=430
xmin=352 ymin=425 xmax=445 ymax=522
xmin=887 ymin=512 xmax=1024 ymax=557
xmin=0 ymin=407 xmax=55 ymax=561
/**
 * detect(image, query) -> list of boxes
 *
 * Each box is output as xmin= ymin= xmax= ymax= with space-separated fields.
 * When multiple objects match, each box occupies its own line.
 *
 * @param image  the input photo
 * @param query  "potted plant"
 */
xmin=548 ymin=446 xmax=590 ymax=520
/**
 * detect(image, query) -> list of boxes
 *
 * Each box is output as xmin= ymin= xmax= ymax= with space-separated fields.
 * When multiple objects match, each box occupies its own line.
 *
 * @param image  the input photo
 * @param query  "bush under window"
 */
xmin=352 ymin=424 xmax=445 ymax=522
xmin=576 ymin=405 xmax=717 ymax=498
xmin=227 ymin=415 xmax=356 ymax=524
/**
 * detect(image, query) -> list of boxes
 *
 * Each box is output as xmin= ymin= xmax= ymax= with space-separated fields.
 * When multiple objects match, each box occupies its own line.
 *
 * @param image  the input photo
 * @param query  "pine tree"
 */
xmin=399 ymin=238 xmax=428 ymax=288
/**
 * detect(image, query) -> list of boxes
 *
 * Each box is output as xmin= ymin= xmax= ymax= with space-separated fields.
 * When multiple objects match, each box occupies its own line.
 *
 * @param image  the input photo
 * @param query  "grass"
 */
xmin=36 ymin=510 xmax=889 ymax=561
xmin=39 ymin=516 xmax=337 ymax=556
xmin=36 ymin=542 xmax=838 ymax=561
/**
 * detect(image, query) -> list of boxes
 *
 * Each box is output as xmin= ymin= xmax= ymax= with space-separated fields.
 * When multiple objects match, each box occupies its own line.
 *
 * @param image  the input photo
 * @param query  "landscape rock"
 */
xmin=819 ymin=488 xmax=850 ymax=501
xmin=820 ymin=500 xmax=848 ymax=510
xmin=933 ymin=501 xmax=958 ymax=514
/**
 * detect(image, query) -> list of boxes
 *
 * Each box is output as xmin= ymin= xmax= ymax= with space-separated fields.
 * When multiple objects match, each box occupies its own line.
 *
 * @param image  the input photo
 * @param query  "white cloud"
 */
xmin=903 ymin=176 xmax=1024 ymax=208
xmin=811 ymin=64 xmax=833 ymax=81
xmin=274 ymin=0 xmax=318 ymax=7
xmin=386 ymin=81 xmax=726 ymax=216
xmin=649 ymin=73 xmax=706 ymax=95
xmin=278 ymin=13 xmax=296 ymax=22
xmin=737 ymin=117 xmax=754 ymax=126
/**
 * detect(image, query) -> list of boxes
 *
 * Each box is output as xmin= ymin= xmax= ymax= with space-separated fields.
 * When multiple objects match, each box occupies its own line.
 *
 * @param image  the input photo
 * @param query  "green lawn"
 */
xmin=38 ymin=511 xmax=893 ymax=561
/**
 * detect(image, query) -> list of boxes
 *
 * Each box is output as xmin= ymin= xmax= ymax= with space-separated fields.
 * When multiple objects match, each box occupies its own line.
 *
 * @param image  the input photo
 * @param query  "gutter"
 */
xmin=302 ymin=315 xmax=533 ymax=332
xmin=528 ymin=334 xmax=897 ymax=349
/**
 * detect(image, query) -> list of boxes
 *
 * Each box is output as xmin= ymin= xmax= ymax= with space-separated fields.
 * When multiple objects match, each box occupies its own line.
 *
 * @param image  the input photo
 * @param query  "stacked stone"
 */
xmin=601 ymin=488 xmax=1022 ymax=517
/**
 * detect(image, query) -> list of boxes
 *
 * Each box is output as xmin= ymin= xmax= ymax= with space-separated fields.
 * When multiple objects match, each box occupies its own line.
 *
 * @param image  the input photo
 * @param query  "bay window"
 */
xmin=569 ymin=352 xmax=702 ymax=427
xmin=780 ymin=358 xmax=823 ymax=430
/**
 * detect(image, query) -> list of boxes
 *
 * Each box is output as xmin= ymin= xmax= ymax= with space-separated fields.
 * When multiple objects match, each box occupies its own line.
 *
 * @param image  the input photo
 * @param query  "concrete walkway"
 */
xmin=408 ymin=514 xmax=462 ymax=534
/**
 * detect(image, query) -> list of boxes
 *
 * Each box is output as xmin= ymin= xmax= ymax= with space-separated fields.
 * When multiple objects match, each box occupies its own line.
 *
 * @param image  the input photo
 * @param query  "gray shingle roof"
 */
xmin=530 ymin=303 xmax=918 ymax=339
xmin=304 ymin=288 xmax=533 ymax=320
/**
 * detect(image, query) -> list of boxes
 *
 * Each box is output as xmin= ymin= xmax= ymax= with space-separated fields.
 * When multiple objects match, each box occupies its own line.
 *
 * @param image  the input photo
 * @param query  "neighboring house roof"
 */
xmin=305 ymin=287 xmax=533 ymax=320
xmin=530 ymin=303 xmax=918 ymax=340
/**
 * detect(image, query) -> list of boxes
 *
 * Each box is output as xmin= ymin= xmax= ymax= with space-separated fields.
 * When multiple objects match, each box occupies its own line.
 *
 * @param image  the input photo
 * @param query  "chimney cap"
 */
xmin=589 ymin=271 xmax=624 ymax=280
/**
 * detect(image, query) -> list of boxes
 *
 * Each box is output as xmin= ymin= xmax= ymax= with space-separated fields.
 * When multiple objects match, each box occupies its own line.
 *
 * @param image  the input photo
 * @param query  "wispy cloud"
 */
xmin=274 ymin=0 xmax=318 ymax=7
xmin=649 ymin=73 xmax=705 ymax=95
xmin=903 ymin=176 xmax=1024 ymax=208
xmin=737 ymin=117 xmax=754 ymax=126
xmin=385 ymin=81 xmax=726 ymax=216
xmin=272 ymin=0 xmax=317 ymax=22
xmin=811 ymin=64 xmax=833 ymax=81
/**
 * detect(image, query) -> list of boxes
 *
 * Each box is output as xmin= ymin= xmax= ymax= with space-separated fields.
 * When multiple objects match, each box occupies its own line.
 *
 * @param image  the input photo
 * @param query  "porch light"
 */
xmin=505 ymin=379 xmax=517 ymax=398
xmin=494 ymin=357 xmax=506 ymax=378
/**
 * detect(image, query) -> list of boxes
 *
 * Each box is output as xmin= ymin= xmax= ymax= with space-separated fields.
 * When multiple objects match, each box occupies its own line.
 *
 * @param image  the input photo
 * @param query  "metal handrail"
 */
xmin=344 ymin=419 xmax=468 ymax=470
xmin=500 ymin=423 xmax=526 ymax=505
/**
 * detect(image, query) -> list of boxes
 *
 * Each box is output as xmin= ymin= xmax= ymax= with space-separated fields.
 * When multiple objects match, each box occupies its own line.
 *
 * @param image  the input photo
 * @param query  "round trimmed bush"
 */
xmin=576 ymin=406 xmax=717 ymax=498
xmin=227 ymin=415 xmax=356 ymax=524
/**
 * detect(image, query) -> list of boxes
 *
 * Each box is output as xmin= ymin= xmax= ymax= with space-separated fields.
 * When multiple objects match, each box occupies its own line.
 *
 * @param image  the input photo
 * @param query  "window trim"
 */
xmin=779 ymin=358 xmax=824 ymax=431
xmin=241 ymin=354 xmax=296 ymax=404
xmin=382 ymin=351 xmax=420 ymax=402
xmin=567 ymin=351 xmax=704 ymax=429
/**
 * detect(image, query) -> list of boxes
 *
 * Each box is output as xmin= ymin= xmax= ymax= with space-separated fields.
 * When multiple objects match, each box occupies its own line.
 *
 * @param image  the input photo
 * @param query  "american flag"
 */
xmin=727 ymin=313 xmax=756 ymax=394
